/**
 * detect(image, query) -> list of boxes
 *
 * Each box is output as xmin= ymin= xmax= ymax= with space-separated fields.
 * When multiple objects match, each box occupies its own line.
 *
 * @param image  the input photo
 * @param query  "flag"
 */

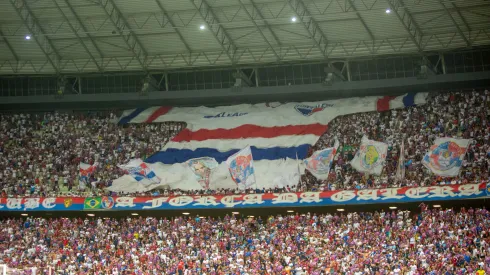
xmin=350 ymin=136 xmax=388 ymax=175
xmin=185 ymin=157 xmax=219 ymax=189
xmin=395 ymin=140 xmax=405 ymax=182
xmin=84 ymin=197 xmax=102 ymax=209
xmin=79 ymin=162 xmax=97 ymax=186
xmin=225 ymin=146 xmax=256 ymax=189
xmin=114 ymin=93 xmax=427 ymax=190
xmin=304 ymin=139 xmax=339 ymax=180
xmin=422 ymin=138 xmax=471 ymax=177
xmin=376 ymin=93 xmax=419 ymax=112
xmin=118 ymin=159 xmax=161 ymax=184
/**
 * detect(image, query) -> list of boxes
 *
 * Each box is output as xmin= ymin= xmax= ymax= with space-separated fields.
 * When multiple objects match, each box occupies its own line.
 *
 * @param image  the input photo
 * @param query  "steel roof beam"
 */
xmin=9 ymin=0 xmax=61 ymax=74
xmin=386 ymin=0 xmax=424 ymax=53
xmin=189 ymin=0 xmax=237 ymax=64
xmin=246 ymin=0 xmax=281 ymax=46
xmin=438 ymin=0 xmax=470 ymax=47
xmin=155 ymin=0 xmax=192 ymax=53
xmin=237 ymin=0 xmax=280 ymax=61
xmin=63 ymin=0 xmax=104 ymax=58
xmin=450 ymin=3 xmax=471 ymax=32
xmin=52 ymin=0 xmax=103 ymax=72
xmin=98 ymin=0 xmax=148 ymax=71
xmin=410 ymin=3 xmax=490 ymax=15
xmin=347 ymin=0 xmax=375 ymax=41
xmin=0 ymin=29 xmax=19 ymax=61
xmin=287 ymin=0 xmax=329 ymax=59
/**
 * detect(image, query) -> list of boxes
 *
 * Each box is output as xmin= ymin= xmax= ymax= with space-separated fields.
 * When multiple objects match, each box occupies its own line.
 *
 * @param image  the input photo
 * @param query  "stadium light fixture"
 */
xmin=385 ymin=9 xmax=391 ymax=14
xmin=389 ymin=206 xmax=397 ymax=210
xmin=87 ymin=213 xmax=95 ymax=217
xmin=21 ymin=213 xmax=28 ymax=216
xmin=433 ymin=204 xmax=441 ymax=208
xmin=337 ymin=208 xmax=345 ymax=212
xmin=182 ymin=212 xmax=190 ymax=215
xmin=291 ymin=17 xmax=297 ymax=22
xmin=199 ymin=25 xmax=205 ymax=30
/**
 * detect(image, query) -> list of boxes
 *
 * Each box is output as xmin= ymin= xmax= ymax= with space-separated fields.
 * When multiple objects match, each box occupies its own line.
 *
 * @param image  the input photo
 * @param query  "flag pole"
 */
xmin=296 ymin=152 xmax=302 ymax=188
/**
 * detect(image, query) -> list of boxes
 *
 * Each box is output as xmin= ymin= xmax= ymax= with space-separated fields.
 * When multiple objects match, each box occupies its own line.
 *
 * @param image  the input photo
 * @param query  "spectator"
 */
xmin=0 ymin=207 xmax=489 ymax=274
xmin=301 ymin=89 xmax=490 ymax=192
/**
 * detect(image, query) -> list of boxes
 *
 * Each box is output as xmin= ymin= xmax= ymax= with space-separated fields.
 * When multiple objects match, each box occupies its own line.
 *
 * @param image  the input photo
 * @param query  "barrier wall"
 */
xmin=0 ymin=183 xmax=487 ymax=212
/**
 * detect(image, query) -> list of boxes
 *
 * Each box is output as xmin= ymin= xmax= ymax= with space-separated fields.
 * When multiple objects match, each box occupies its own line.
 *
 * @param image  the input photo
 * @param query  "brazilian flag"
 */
xmin=84 ymin=197 xmax=102 ymax=209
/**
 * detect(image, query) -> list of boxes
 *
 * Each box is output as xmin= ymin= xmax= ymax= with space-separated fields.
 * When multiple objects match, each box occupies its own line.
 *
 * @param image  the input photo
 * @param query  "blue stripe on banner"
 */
xmin=118 ymin=108 xmax=146 ymax=125
xmin=145 ymin=144 xmax=311 ymax=164
xmin=402 ymin=93 xmax=416 ymax=107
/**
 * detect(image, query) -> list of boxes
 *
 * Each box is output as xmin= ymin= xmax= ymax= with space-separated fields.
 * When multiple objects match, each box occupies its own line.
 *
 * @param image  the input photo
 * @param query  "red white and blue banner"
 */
xmin=0 ymin=183 xmax=485 ymax=211
xmin=110 ymin=93 xmax=427 ymax=192
xmin=422 ymin=138 xmax=471 ymax=177
xmin=226 ymin=146 xmax=256 ymax=189
xmin=79 ymin=162 xmax=96 ymax=187
xmin=304 ymin=140 xmax=339 ymax=180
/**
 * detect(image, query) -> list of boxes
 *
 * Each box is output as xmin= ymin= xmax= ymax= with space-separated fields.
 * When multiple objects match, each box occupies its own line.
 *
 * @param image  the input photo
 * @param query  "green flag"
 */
xmin=84 ymin=197 xmax=102 ymax=209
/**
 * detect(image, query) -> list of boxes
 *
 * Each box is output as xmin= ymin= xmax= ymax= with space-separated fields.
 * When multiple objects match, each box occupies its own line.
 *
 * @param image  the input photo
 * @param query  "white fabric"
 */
xmin=112 ymin=93 xmax=428 ymax=192
xmin=79 ymin=162 xmax=92 ymax=170
xmin=165 ymin=135 xmax=320 ymax=152
xmin=122 ymin=94 xmax=428 ymax=130
xmin=108 ymin=159 xmax=304 ymax=192
xmin=350 ymin=136 xmax=388 ymax=175
xmin=118 ymin=159 xmax=161 ymax=185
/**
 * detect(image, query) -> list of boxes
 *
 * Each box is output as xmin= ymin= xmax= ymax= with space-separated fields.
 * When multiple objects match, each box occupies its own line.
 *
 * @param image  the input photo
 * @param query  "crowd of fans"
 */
xmin=0 ymin=207 xmax=489 ymax=274
xmin=302 ymin=89 xmax=490 ymax=192
xmin=0 ymin=90 xmax=488 ymax=198
xmin=0 ymin=112 xmax=185 ymax=198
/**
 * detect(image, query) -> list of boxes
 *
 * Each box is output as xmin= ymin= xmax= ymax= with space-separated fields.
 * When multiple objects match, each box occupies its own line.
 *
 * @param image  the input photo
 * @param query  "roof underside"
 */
xmin=0 ymin=0 xmax=489 ymax=74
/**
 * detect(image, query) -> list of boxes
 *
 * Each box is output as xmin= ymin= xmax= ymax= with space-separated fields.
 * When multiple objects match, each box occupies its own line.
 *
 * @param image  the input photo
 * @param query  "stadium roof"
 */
xmin=0 ymin=0 xmax=489 ymax=75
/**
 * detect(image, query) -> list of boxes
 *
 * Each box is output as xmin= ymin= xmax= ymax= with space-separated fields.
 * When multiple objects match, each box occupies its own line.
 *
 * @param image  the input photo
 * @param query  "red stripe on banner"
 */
xmin=172 ymin=124 xmax=328 ymax=142
xmin=376 ymin=96 xmax=397 ymax=112
xmin=145 ymin=106 xmax=172 ymax=123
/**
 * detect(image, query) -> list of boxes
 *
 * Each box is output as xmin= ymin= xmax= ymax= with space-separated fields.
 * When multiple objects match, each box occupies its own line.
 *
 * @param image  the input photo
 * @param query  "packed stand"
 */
xmin=0 ymin=111 xmax=185 ymax=198
xmin=1 ymin=207 xmax=490 ymax=274
xmin=0 ymin=90 xmax=489 ymax=198
xmin=301 ymin=89 xmax=490 ymax=192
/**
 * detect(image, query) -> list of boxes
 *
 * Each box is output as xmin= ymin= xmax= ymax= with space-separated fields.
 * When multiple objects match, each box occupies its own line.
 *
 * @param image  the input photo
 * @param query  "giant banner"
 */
xmin=109 ymin=93 xmax=428 ymax=192
xmin=0 ymin=183 xmax=485 ymax=211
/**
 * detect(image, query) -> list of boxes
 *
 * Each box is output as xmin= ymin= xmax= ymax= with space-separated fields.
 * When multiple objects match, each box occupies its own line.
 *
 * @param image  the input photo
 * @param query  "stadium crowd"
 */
xmin=0 ymin=207 xmax=489 ymax=274
xmin=0 ymin=112 xmax=185 ymax=198
xmin=302 ymin=89 xmax=490 ymax=192
xmin=0 ymin=90 xmax=488 ymax=198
